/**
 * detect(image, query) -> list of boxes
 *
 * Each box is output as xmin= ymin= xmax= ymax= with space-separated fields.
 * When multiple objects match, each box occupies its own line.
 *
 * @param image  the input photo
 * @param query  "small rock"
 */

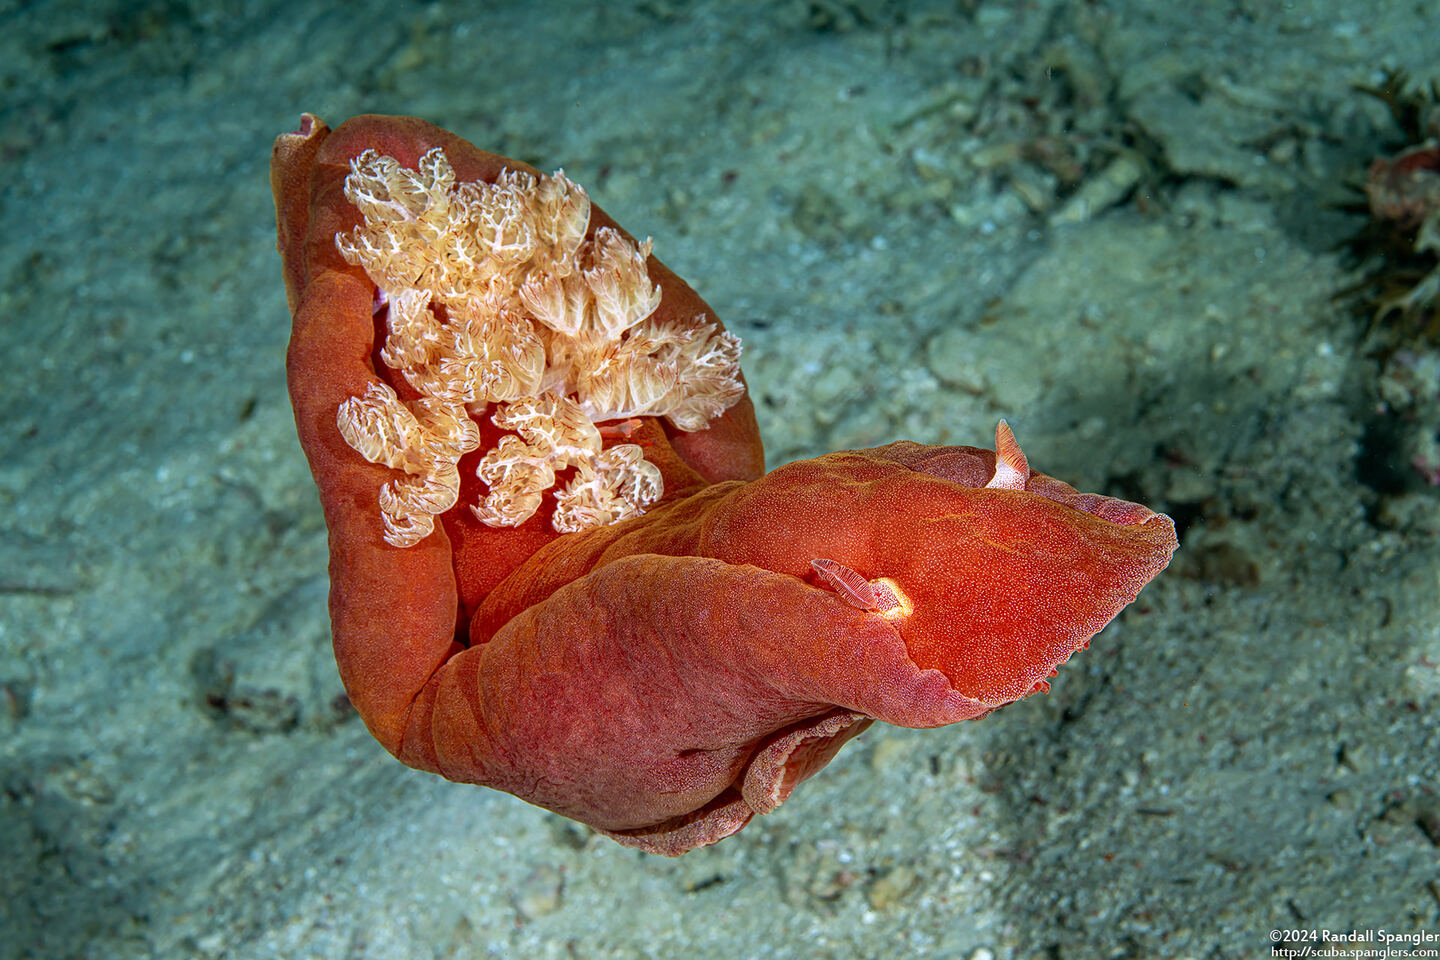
xmin=867 ymin=865 xmax=918 ymax=910
xmin=513 ymin=864 xmax=563 ymax=919
xmin=1051 ymin=153 xmax=1144 ymax=226
xmin=1325 ymin=789 xmax=1355 ymax=811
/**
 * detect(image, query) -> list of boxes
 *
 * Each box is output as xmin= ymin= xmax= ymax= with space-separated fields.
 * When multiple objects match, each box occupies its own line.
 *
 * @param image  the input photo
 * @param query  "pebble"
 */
xmin=867 ymin=865 xmax=918 ymax=910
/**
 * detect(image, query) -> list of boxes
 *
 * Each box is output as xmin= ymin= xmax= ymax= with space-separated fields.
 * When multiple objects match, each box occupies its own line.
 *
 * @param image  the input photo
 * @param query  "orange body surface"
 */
xmin=273 ymin=114 xmax=1178 ymax=855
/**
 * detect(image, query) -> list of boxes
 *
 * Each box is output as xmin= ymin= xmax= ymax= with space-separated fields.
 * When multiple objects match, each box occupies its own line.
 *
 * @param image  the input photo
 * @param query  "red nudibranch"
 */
xmin=272 ymin=114 xmax=1178 ymax=856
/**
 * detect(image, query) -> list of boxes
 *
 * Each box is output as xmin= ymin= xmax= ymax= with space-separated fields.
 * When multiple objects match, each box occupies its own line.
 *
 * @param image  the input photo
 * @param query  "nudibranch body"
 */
xmin=274 ymin=113 xmax=1178 ymax=856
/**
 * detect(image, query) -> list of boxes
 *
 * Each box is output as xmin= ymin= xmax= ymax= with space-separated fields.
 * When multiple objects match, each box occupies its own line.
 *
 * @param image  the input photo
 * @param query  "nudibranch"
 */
xmin=274 ymin=113 xmax=1178 ymax=855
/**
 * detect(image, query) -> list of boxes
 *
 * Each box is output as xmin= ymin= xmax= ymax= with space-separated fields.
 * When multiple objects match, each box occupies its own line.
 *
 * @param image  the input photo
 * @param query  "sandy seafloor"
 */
xmin=3 ymin=0 xmax=1440 ymax=957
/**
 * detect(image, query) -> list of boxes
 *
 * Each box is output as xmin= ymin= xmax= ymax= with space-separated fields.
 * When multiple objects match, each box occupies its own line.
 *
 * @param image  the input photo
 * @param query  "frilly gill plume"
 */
xmin=332 ymin=147 xmax=744 ymax=547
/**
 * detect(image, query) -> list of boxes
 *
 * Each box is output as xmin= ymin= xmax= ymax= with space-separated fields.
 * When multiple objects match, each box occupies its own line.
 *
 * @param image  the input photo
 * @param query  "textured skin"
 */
xmin=273 ymin=114 xmax=1179 ymax=855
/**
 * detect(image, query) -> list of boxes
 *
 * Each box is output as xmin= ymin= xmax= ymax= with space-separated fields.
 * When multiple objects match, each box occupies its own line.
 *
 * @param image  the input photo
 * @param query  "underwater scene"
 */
xmin=3 ymin=1 xmax=1438 ymax=957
